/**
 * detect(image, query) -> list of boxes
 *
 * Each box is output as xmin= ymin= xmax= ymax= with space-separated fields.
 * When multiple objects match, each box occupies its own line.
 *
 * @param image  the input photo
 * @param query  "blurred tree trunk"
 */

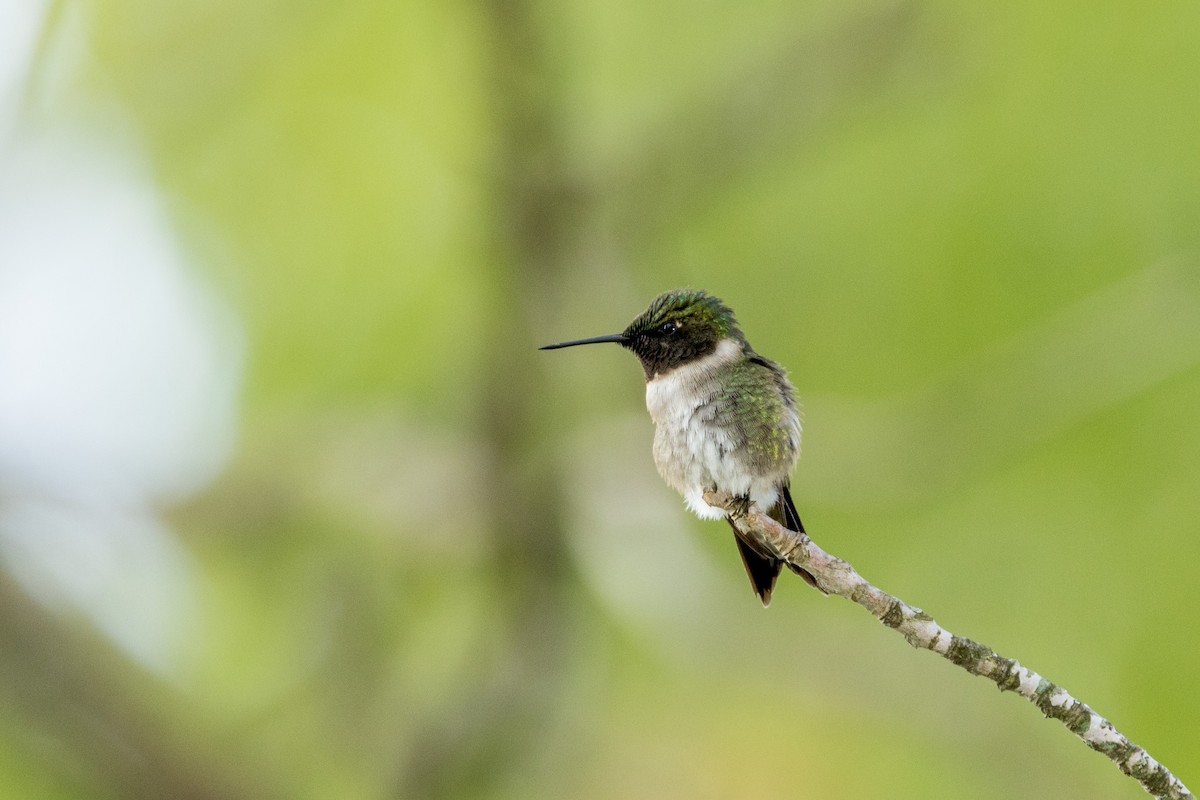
xmin=394 ymin=1 xmax=588 ymax=796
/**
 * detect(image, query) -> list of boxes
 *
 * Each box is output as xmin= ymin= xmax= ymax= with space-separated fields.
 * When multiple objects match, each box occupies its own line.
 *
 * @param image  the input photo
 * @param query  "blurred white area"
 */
xmin=0 ymin=1 xmax=242 ymax=672
xmin=0 ymin=0 xmax=45 ymax=138
xmin=566 ymin=416 xmax=734 ymax=642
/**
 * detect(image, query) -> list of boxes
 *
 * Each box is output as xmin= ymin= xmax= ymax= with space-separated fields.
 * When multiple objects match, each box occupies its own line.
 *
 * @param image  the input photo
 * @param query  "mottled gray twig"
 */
xmin=706 ymin=490 xmax=1193 ymax=800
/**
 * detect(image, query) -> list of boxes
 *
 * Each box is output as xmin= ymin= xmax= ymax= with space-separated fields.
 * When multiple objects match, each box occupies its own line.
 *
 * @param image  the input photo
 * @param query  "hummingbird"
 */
xmin=540 ymin=288 xmax=820 ymax=606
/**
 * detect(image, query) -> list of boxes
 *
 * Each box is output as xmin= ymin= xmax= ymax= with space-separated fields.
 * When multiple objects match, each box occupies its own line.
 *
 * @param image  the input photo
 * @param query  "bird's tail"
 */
xmin=727 ymin=525 xmax=783 ymax=607
xmin=725 ymin=484 xmax=823 ymax=606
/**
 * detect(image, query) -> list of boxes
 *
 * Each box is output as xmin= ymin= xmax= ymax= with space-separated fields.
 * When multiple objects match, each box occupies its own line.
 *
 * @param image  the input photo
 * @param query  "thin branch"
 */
xmin=706 ymin=489 xmax=1194 ymax=800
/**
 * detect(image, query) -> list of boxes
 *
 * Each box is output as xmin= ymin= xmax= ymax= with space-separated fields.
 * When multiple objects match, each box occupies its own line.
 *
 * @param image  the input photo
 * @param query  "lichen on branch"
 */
xmin=705 ymin=490 xmax=1193 ymax=800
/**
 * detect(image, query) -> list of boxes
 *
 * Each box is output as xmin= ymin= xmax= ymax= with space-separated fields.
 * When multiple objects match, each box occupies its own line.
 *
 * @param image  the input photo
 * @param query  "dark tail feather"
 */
xmin=726 ymin=518 xmax=781 ymax=607
xmin=774 ymin=485 xmax=825 ymax=593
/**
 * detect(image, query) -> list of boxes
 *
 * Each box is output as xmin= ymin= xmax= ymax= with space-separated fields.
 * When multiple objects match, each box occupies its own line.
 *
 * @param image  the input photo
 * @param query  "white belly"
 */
xmin=644 ymin=339 xmax=782 ymax=520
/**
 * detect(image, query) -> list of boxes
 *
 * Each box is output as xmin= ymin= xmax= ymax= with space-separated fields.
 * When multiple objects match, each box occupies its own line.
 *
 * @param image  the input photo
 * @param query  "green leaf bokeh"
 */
xmin=4 ymin=0 xmax=1198 ymax=798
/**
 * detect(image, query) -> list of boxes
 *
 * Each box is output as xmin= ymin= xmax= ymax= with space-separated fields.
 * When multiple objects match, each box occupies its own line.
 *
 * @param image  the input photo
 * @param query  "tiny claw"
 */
xmin=726 ymin=493 xmax=752 ymax=520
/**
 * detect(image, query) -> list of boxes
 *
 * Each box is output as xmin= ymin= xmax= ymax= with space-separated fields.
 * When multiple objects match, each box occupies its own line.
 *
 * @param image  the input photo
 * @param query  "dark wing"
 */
xmin=770 ymin=484 xmax=825 ymax=593
xmin=776 ymin=482 xmax=805 ymax=533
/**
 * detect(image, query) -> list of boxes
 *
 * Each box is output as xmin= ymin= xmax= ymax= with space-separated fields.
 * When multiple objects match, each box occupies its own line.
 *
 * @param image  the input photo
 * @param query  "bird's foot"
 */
xmin=725 ymin=493 xmax=752 ymax=521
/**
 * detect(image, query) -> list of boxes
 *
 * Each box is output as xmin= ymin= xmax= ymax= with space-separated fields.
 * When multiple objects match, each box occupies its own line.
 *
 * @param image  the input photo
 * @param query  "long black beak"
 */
xmin=539 ymin=333 xmax=628 ymax=350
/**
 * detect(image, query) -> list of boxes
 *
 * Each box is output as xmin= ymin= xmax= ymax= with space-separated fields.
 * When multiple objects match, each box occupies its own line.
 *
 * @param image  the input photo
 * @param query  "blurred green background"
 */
xmin=1 ymin=0 xmax=1198 ymax=798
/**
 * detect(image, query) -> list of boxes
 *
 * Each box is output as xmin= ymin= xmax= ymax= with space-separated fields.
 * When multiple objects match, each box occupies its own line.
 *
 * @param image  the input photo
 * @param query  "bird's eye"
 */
xmin=659 ymin=320 xmax=679 ymax=335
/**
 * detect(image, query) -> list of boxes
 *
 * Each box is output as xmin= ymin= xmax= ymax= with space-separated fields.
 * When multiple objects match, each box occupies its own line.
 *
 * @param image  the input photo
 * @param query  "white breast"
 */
xmin=644 ymin=338 xmax=741 ymax=423
xmin=644 ymin=339 xmax=773 ymax=519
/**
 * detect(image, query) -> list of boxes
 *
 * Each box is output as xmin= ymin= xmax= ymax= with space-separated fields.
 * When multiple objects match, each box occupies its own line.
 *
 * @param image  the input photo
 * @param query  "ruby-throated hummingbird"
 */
xmin=541 ymin=288 xmax=820 ymax=606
